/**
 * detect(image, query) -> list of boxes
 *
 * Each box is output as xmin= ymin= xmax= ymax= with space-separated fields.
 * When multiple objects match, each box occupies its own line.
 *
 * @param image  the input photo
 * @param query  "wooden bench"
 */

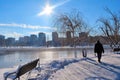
xmin=4 ymin=59 xmax=39 ymax=80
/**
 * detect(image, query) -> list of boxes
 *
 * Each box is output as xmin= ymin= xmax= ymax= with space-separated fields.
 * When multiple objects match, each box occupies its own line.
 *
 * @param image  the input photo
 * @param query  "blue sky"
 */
xmin=0 ymin=0 xmax=120 ymax=40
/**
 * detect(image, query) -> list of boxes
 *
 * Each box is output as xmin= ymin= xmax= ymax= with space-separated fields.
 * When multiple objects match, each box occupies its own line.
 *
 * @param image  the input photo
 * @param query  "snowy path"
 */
xmin=48 ymin=54 xmax=120 ymax=80
xmin=1 ymin=53 xmax=120 ymax=80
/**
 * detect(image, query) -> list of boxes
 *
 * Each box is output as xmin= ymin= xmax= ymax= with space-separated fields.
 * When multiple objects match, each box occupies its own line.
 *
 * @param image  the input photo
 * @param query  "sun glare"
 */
xmin=38 ymin=0 xmax=70 ymax=16
xmin=38 ymin=4 xmax=53 ymax=16
xmin=44 ymin=4 xmax=53 ymax=15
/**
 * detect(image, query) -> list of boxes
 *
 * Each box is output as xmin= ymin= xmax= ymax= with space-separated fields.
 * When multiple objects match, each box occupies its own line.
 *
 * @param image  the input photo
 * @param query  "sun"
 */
xmin=38 ymin=3 xmax=53 ymax=16
xmin=38 ymin=0 xmax=70 ymax=16
xmin=44 ymin=4 xmax=53 ymax=15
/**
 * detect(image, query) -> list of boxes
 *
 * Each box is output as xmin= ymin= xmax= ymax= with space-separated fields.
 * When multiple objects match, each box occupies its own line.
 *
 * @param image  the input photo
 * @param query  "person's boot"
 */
xmin=98 ymin=59 xmax=101 ymax=63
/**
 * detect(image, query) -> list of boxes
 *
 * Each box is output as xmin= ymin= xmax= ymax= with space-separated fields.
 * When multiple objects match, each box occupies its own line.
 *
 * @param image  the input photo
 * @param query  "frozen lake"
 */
xmin=0 ymin=47 xmax=112 ymax=68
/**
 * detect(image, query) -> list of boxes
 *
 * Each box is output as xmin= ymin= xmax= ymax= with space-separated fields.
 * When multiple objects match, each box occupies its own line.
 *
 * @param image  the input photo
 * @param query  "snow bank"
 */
xmin=0 ymin=58 xmax=81 ymax=80
xmin=34 ymin=58 xmax=80 ymax=80
xmin=1 ymin=53 xmax=120 ymax=80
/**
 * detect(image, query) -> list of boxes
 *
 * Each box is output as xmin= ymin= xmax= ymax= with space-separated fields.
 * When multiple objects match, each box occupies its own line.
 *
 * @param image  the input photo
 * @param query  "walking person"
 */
xmin=82 ymin=48 xmax=87 ymax=58
xmin=94 ymin=40 xmax=104 ymax=63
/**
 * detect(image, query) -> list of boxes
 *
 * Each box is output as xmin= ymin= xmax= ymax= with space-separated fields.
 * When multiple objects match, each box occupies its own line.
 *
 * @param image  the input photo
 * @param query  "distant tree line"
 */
xmin=98 ymin=8 xmax=120 ymax=49
xmin=54 ymin=8 xmax=120 ymax=49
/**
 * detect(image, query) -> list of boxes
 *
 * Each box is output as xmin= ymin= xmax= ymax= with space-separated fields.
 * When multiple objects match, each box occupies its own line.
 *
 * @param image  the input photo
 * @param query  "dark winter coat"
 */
xmin=94 ymin=41 xmax=104 ymax=53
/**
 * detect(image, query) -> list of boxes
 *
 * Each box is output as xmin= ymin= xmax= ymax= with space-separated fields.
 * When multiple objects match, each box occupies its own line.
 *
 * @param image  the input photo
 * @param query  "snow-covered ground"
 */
xmin=0 ymin=53 xmax=120 ymax=80
xmin=49 ymin=54 xmax=120 ymax=80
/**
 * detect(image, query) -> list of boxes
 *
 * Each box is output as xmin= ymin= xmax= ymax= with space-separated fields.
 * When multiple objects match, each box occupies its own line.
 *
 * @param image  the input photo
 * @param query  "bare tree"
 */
xmin=54 ymin=10 xmax=89 ymax=47
xmin=98 ymin=8 xmax=120 ymax=48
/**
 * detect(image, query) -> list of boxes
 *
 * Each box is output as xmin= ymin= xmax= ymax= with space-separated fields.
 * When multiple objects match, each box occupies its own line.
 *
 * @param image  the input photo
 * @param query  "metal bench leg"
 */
xmin=26 ymin=71 xmax=32 ymax=80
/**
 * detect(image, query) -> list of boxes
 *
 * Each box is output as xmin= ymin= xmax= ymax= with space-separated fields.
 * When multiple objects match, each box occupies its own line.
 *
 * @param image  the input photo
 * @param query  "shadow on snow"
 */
xmin=85 ymin=58 xmax=120 ymax=80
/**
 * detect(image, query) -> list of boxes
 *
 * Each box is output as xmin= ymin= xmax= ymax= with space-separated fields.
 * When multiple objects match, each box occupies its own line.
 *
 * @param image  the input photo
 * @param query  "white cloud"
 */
xmin=0 ymin=23 xmax=57 ymax=40
xmin=29 ymin=31 xmax=51 ymax=36
xmin=53 ymin=0 xmax=71 ymax=8
xmin=5 ymin=32 xmax=23 ymax=40
xmin=0 ymin=23 xmax=56 ymax=30
xmin=28 ymin=31 xmax=40 ymax=35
